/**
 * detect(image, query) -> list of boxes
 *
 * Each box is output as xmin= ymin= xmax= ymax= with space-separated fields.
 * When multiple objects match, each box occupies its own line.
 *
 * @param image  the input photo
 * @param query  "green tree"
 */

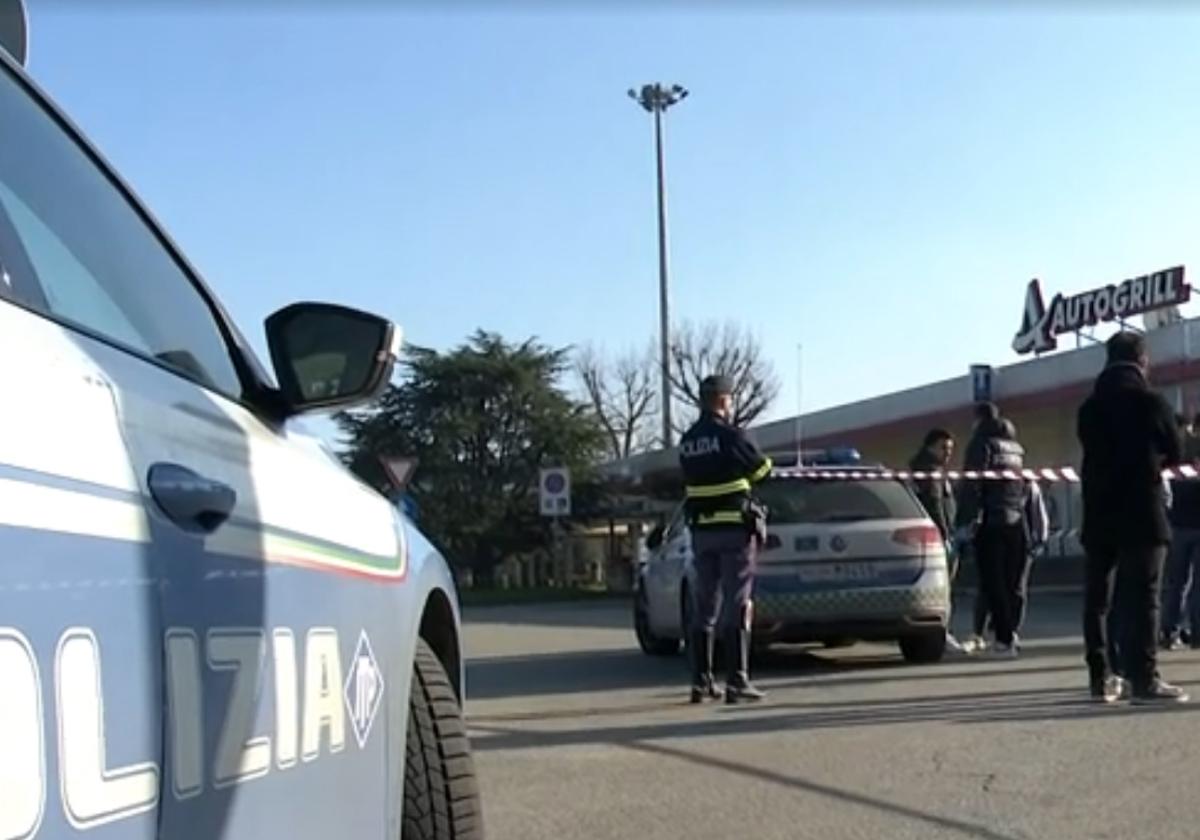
xmin=337 ymin=330 xmax=606 ymax=583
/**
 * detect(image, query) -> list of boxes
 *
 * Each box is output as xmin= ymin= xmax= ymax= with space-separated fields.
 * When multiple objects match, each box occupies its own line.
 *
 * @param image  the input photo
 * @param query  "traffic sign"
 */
xmin=539 ymin=467 xmax=571 ymax=517
xmin=970 ymin=364 xmax=994 ymax=403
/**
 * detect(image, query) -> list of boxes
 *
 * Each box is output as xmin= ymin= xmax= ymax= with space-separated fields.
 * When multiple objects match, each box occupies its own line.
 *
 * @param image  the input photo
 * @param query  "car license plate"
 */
xmin=797 ymin=562 xmax=878 ymax=583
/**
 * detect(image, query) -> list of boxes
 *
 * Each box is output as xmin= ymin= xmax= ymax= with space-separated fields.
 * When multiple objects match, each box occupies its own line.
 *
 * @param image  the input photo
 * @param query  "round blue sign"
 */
xmin=544 ymin=472 xmax=566 ymax=494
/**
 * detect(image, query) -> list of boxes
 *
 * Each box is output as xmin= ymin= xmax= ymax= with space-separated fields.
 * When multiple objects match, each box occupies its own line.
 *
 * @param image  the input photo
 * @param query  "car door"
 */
xmin=0 ymin=54 xmax=406 ymax=840
xmin=112 ymin=349 xmax=406 ymax=840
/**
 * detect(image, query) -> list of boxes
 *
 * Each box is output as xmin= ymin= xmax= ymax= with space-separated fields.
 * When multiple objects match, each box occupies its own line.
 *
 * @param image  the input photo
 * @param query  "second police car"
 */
xmin=0 ymin=8 xmax=481 ymax=840
xmin=634 ymin=449 xmax=953 ymax=665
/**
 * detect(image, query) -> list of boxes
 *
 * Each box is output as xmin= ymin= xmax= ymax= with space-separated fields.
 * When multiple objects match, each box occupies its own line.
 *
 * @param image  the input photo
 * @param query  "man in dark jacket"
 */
xmin=910 ymin=429 xmax=965 ymax=653
xmin=956 ymin=402 xmax=1027 ymax=657
xmin=910 ymin=429 xmax=956 ymax=547
xmin=1078 ymin=331 xmax=1187 ymax=704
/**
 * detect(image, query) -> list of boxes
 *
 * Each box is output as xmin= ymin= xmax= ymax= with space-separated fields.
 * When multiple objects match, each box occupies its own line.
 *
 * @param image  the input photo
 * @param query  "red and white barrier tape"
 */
xmin=772 ymin=464 xmax=1200 ymax=483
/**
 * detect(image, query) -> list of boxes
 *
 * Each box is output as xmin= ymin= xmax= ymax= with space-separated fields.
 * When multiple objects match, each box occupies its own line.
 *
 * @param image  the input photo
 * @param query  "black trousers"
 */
xmin=974 ymin=522 xmax=1026 ymax=646
xmin=1083 ymin=544 xmax=1166 ymax=690
xmin=973 ymin=554 xmax=1033 ymax=638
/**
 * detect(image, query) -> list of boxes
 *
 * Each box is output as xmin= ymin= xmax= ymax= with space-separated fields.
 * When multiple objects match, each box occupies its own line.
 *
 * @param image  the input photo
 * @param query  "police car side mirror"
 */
xmin=265 ymin=302 xmax=400 ymax=416
xmin=645 ymin=526 xmax=664 ymax=551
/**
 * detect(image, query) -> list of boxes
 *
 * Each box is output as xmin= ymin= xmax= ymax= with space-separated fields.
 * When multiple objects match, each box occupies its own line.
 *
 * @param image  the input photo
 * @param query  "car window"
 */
xmin=755 ymin=478 xmax=927 ymax=524
xmin=0 ymin=183 xmax=148 ymax=351
xmin=0 ymin=65 xmax=242 ymax=396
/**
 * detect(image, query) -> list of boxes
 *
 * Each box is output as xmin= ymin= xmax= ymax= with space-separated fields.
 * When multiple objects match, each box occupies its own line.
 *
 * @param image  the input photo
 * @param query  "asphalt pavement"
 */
xmin=464 ymin=594 xmax=1200 ymax=840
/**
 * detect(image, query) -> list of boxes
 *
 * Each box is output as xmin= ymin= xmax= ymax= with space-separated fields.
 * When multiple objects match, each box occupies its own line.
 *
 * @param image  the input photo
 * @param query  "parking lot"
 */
xmin=465 ymin=595 xmax=1200 ymax=840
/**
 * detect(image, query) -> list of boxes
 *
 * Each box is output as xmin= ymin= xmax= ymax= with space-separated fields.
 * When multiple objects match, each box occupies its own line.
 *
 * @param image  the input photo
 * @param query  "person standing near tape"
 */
xmin=955 ymin=402 xmax=1028 ymax=658
xmin=1079 ymin=331 xmax=1187 ymax=704
xmin=679 ymin=374 xmax=772 ymax=704
xmin=967 ymin=475 xmax=1050 ymax=647
xmin=909 ymin=429 xmax=966 ymax=654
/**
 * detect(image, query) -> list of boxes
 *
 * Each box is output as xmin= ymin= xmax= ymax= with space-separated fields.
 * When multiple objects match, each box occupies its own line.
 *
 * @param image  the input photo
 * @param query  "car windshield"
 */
xmin=754 ymin=477 xmax=927 ymax=524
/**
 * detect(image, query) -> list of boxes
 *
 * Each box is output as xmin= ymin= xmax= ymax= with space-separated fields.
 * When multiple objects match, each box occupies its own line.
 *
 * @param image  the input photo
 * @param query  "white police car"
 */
xmin=633 ymin=449 xmax=952 ymax=664
xmin=0 ymin=9 xmax=481 ymax=839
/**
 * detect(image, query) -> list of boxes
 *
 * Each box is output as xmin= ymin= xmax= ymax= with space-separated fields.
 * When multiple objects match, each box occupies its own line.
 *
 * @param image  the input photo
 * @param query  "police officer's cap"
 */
xmin=700 ymin=375 xmax=734 ymax=398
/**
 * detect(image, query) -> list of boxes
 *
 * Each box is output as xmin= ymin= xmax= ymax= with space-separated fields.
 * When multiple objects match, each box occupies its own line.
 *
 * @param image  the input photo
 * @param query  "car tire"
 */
xmin=899 ymin=632 xmax=947 ymax=664
xmin=634 ymin=591 xmax=680 ymax=657
xmin=403 ymin=638 xmax=484 ymax=840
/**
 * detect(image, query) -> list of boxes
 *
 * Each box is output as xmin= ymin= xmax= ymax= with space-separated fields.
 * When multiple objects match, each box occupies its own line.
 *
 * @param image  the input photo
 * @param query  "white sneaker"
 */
xmin=963 ymin=635 xmax=987 ymax=655
xmin=945 ymin=632 xmax=966 ymax=654
xmin=990 ymin=642 xmax=1019 ymax=659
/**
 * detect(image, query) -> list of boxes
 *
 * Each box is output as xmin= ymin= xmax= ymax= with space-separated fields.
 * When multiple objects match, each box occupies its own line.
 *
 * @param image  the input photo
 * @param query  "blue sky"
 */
xmin=24 ymin=4 xmax=1200 ymax=436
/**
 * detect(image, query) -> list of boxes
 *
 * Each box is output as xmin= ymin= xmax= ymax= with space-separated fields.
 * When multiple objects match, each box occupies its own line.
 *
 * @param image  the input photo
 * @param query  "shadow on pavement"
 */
xmin=469 ymin=682 xmax=1200 ymax=752
xmin=466 ymin=641 xmax=918 ymax=701
xmin=466 ymin=634 xmax=1102 ymax=701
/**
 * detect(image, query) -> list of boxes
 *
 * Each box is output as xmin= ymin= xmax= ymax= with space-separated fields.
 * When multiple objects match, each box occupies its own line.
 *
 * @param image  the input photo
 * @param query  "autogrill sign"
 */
xmin=1012 ymin=266 xmax=1190 ymax=354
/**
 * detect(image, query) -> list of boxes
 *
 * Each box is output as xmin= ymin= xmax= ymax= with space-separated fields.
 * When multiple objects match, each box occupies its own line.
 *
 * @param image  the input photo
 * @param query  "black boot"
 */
xmin=724 ymin=619 xmax=765 ymax=704
xmin=689 ymin=629 xmax=719 ymax=703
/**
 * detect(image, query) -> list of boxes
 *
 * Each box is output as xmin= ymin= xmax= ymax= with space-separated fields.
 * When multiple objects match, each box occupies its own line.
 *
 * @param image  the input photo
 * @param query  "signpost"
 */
xmin=539 ymin=467 xmax=572 ymax=586
xmin=380 ymin=456 xmax=418 ymax=495
xmin=969 ymin=364 xmax=994 ymax=404
xmin=539 ymin=467 xmax=571 ymax=517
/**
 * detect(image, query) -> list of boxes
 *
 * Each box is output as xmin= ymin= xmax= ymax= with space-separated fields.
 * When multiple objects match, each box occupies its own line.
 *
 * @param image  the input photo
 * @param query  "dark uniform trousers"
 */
xmin=1084 ymin=544 xmax=1166 ymax=690
xmin=690 ymin=527 xmax=757 ymax=686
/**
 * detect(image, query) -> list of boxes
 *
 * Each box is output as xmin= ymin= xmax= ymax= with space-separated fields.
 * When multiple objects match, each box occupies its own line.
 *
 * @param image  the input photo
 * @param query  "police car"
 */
xmin=633 ymin=449 xmax=952 ymax=664
xmin=0 ymin=9 xmax=480 ymax=840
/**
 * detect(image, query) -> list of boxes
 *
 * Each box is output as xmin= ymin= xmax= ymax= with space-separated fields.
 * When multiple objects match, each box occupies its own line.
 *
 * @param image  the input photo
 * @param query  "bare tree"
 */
xmin=576 ymin=343 xmax=658 ymax=460
xmin=668 ymin=320 xmax=781 ymax=434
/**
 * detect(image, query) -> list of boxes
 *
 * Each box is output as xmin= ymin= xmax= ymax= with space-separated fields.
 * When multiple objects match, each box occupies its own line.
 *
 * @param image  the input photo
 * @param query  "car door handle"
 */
xmin=148 ymin=462 xmax=237 ymax=534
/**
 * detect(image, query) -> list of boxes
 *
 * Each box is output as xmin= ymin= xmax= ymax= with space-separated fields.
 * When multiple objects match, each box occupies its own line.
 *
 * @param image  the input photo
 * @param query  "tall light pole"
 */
xmin=628 ymin=82 xmax=688 ymax=448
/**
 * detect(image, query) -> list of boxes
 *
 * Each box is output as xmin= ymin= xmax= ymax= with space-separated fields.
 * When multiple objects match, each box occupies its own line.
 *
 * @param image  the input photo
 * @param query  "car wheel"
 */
xmin=403 ymin=638 xmax=484 ymax=840
xmin=634 ymin=591 xmax=680 ymax=656
xmin=899 ymin=632 xmax=947 ymax=664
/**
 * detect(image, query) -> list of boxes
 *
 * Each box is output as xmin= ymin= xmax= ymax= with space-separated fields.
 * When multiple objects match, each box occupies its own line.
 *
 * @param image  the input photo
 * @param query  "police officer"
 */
xmin=679 ymin=375 xmax=773 ymax=704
